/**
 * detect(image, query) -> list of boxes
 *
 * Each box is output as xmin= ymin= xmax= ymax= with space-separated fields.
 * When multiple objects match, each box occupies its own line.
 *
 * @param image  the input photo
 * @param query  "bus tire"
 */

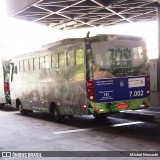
xmin=52 ymin=106 xmax=62 ymax=122
xmin=93 ymin=114 xmax=107 ymax=120
xmin=68 ymin=115 xmax=73 ymax=120
xmin=0 ymin=104 xmax=4 ymax=109
xmin=18 ymin=103 xmax=28 ymax=115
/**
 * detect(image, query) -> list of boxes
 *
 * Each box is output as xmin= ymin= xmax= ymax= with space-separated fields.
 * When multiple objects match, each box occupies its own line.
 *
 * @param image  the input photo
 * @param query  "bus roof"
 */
xmin=12 ymin=34 xmax=144 ymax=59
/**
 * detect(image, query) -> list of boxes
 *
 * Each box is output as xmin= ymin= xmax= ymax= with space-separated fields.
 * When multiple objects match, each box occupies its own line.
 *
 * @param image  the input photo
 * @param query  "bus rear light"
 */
xmin=141 ymin=103 xmax=149 ymax=107
xmin=94 ymin=109 xmax=100 ymax=113
xmin=116 ymin=104 xmax=128 ymax=109
xmin=144 ymin=103 xmax=149 ymax=107
xmin=89 ymin=96 xmax=94 ymax=100
xmin=88 ymin=95 xmax=96 ymax=101
xmin=87 ymin=88 xmax=94 ymax=95
xmin=94 ymin=109 xmax=104 ymax=113
xmin=86 ymin=80 xmax=96 ymax=102
xmin=88 ymin=96 xmax=96 ymax=102
xmin=86 ymin=81 xmax=94 ymax=87
xmin=146 ymin=76 xmax=150 ymax=96
xmin=81 ymin=105 xmax=86 ymax=108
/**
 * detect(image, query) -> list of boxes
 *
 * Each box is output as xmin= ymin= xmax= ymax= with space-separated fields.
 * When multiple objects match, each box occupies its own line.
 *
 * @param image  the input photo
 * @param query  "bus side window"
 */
xmin=14 ymin=66 xmax=17 ymax=74
xmin=75 ymin=49 xmax=84 ymax=65
xmin=39 ymin=55 xmax=50 ymax=69
xmin=29 ymin=58 xmax=34 ymax=71
xmin=19 ymin=60 xmax=24 ymax=72
xmin=10 ymin=63 xmax=14 ymax=82
xmin=24 ymin=59 xmax=29 ymax=72
xmin=67 ymin=50 xmax=75 ymax=66
xmin=10 ymin=63 xmax=17 ymax=82
xmin=51 ymin=54 xmax=58 ymax=68
xmin=39 ymin=56 xmax=44 ymax=69
xmin=44 ymin=55 xmax=50 ymax=68
xmin=58 ymin=52 xmax=65 ymax=67
xmin=74 ymin=48 xmax=84 ymax=81
xmin=33 ymin=58 xmax=38 ymax=70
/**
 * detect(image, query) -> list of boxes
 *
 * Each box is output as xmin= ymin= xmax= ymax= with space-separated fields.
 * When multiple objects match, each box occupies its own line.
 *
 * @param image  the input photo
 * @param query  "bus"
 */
xmin=0 ymin=59 xmax=11 ymax=109
xmin=9 ymin=34 xmax=150 ymax=121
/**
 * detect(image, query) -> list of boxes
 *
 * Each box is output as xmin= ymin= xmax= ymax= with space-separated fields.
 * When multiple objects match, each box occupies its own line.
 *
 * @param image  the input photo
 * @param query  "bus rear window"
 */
xmin=91 ymin=40 xmax=145 ymax=69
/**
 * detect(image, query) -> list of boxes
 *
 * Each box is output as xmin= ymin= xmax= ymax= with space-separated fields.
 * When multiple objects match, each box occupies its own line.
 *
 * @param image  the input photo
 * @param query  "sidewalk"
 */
xmin=112 ymin=107 xmax=160 ymax=122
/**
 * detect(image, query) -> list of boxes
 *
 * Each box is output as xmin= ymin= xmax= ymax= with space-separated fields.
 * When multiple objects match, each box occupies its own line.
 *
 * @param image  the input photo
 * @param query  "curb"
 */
xmin=112 ymin=109 xmax=160 ymax=122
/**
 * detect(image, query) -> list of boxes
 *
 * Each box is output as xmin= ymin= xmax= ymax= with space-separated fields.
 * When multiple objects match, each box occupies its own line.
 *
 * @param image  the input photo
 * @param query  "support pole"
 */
xmin=150 ymin=7 xmax=160 ymax=107
xmin=157 ymin=7 xmax=160 ymax=92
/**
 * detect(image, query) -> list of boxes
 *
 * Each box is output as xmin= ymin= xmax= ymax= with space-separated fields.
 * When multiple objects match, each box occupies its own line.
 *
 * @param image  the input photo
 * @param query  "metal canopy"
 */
xmin=12 ymin=0 xmax=160 ymax=29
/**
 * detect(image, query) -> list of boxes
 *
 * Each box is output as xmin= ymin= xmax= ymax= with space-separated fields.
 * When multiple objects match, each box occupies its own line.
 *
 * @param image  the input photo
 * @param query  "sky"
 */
xmin=0 ymin=0 xmax=158 ymax=59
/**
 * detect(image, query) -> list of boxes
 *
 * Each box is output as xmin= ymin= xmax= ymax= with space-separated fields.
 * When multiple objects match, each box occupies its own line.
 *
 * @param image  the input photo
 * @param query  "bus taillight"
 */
xmin=86 ymin=80 xmax=96 ymax=102
xmin=87 ymin=88 xmax=93 ymax=94
xmin=4 ymin=82 xmax=10 ymax=94
xmin=86 ymin=81 xmax=94 ymax=87
xmin=146 ymin=75 xmax=150 ymax=96
xmin=144 ymin=103 xmax=149 ymax=107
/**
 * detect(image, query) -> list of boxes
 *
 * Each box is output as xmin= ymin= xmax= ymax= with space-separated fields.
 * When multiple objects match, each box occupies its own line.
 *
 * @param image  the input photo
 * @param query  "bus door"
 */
xmin=9 ymin=61 xmax=18 ymax=108
xmin=0 ymin=59 xmax=6 ymax=105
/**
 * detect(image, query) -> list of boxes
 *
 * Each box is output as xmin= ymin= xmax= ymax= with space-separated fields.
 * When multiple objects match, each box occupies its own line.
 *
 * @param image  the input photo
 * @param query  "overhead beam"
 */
xmin=91 ymin=0 xmax=132 ymax=23
xmin=5 ymin=0 xmax=159 ymax=30
xmin=6 ymin=0 xmax=41 ymax=16
xmin=86 ymin=1 xmax=154 ymax=27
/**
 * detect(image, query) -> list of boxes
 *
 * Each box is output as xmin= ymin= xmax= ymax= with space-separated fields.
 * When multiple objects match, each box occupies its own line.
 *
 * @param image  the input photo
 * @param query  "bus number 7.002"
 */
xmin=129 ymin=90 xmax=144 ymax=98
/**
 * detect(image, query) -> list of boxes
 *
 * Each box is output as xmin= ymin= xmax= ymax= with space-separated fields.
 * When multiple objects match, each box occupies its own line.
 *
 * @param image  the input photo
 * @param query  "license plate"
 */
xmin=117 ymin=104 xmax=128 ymax=109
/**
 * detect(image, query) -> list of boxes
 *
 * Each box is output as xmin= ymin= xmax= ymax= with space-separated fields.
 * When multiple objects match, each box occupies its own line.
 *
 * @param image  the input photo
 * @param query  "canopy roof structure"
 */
xmin=7 ymin=0 xmax=160 ymax=29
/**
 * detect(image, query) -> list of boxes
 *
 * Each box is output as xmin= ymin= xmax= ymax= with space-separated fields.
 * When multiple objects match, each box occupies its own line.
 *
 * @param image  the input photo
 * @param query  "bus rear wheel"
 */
xmin=19 ymin=104 xmax=28 ymax=115
xmin=52 ymin=106 xmax=62 ymax=122
xmin=0 ymin=104 xmax=4 ymax=109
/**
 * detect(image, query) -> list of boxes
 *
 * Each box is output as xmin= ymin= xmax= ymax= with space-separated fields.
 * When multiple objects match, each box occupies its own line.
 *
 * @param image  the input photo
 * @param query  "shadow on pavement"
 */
xmin=0 ymin=104 xmax=18 ymax=112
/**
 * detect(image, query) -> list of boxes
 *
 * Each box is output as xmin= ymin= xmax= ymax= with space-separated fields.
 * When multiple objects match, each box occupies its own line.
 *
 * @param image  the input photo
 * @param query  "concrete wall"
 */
xmin=150 ymin=92 xmax=160 ymax=107
xmin=6 ymin=0 xmax=39 ymax=16
xmin=150 ymin=59 xmax=160 ymax=107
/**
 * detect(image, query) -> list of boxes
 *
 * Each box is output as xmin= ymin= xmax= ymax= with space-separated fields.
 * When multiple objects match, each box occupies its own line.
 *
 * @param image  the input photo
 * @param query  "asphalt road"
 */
xmin=0 ymin=105 xmax=160 ymax=160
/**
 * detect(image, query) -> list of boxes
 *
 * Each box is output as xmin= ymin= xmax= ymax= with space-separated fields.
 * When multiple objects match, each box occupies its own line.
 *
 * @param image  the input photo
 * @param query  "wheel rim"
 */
xmin=53 ymin=107 xmax=61 ymax=121
xmin=0 ymin=104 xmax=4 ymax=109
xmin=54 ymin=108 xmax=58 ymax=119
xmin=19 ymin=104 xmax=25 ymax=115
xmin=19 ymin=104 xmax=22 ymax=113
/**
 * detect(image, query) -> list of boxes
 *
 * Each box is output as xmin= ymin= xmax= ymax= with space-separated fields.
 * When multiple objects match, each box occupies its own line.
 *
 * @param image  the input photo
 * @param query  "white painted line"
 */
xmin=52 ymin=121 xmax=144 ymax=134
xmin=53 ymin=128 xmax=93 ymax=134
xmin=110 ymin=121 xmax=143 ymax=127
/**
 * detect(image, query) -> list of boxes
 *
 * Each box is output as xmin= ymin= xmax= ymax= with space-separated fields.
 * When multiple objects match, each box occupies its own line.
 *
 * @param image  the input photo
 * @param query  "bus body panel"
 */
xmin=10 ymin=40 xmax=88 ymax=115
xmin=85 ymin=35 xmax=150 ymax=115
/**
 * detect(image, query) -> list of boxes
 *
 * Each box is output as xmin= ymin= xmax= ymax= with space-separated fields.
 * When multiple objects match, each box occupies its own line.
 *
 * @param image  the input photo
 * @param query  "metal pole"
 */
xmin=157 ymin=7 xmax=160 ymax=92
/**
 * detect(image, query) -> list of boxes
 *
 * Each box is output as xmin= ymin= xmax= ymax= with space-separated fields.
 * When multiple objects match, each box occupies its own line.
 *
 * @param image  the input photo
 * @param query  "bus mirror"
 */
xmin=14 ymin=66 xmax=17 ymax=74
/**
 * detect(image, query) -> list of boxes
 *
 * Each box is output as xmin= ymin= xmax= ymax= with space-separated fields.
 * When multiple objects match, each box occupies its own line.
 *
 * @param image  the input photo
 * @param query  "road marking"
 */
xmin=52 ymin=121 xmax=144 ymax=134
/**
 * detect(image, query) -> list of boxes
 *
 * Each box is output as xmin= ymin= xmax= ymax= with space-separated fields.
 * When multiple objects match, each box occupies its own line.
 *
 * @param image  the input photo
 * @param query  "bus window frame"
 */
xmin=75 ymin=48 xmax=84 ymax=65
xmin=58 ymin=52 xmax=66 ymax=67
xmin=66 ymin=49 xmax=75 ymax=66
